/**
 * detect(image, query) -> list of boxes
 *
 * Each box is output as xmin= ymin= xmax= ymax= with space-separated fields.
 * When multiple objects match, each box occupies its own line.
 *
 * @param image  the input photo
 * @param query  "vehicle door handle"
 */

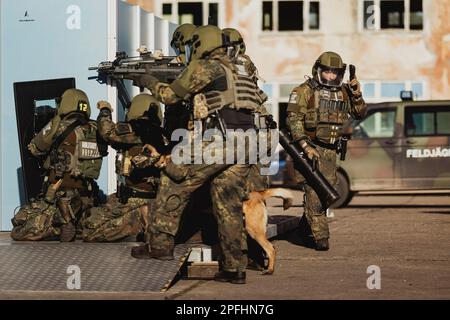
xmin=406 ymin=139 xmax=417 ymax=144
xmin=385 ymin=140 xmax=396 ymax=145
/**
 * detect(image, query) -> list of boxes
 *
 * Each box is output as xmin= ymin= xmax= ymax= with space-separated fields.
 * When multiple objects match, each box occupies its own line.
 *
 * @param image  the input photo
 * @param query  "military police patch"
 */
xmin=289 ymin=91 xmax=298 ymax=104
xmin=79 ymin=141 xmax=101 ymax=159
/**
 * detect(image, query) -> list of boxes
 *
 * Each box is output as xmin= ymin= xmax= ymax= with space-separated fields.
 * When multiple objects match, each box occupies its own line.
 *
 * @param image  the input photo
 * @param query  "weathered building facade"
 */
xmin=129 ymin=0 xmax=449 ymax=122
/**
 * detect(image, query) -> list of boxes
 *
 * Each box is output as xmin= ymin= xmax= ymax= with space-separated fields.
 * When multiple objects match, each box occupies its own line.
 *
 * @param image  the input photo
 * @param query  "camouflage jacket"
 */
xmin=286 ymin=80 xmax=367 ymax=142
xmin=28 ymin=113 xmax=105 ymax=183
xmin=97 ymin=108 xmax=160 ymax=193
xmin=97 ymin=108 xmax=142 ymax=149
xmin=144 ymin=50 xmax=232 ymax=106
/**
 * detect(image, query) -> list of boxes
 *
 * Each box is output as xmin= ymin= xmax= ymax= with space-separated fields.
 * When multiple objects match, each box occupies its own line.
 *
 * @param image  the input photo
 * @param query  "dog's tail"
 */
xmin=259 ymin=188 xmax=294 ymax=210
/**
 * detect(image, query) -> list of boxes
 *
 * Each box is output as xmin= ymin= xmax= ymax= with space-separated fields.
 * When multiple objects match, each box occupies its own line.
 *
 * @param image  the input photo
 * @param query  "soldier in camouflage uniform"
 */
xmin=223 ymin=28 xmax=270 ymax=195
xmin=82 ymin=94 xmax=163 ymax=242
xmin=130 ymin=25 xmax=268 ymax=284
xmin=11 ymin=89 xmax=106 ymax=242
xmin=286 ymin=52 xmax=367 ymax=250
xmin=165 ymin=23 xmax=197 ymax=140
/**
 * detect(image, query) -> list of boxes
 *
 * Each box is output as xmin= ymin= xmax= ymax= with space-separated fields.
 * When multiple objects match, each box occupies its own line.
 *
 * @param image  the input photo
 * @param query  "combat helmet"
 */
xmin=223 ymin=28 xmax=246 ymax=55
xmin=57 ymin=88 xmax=91 ymax=118
xmin=126 ymin=93 xmax=162 ymax=123
xmin=187 ymin=25 xmax=226 ymax=63
xmin=171 ymin=23 xmax=196 ymax=63
xmin=312 ymin=51 xmax=346 ymax=88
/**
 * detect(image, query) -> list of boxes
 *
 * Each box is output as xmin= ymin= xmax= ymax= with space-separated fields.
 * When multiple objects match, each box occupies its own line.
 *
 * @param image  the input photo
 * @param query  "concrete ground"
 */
xmin=1 ymin=192 xmax=449 ymax=300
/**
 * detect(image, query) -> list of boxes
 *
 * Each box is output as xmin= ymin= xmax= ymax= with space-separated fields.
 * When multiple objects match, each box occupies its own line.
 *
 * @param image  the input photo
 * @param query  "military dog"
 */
xmin=243 ymin=188 xmax=293 ymax=275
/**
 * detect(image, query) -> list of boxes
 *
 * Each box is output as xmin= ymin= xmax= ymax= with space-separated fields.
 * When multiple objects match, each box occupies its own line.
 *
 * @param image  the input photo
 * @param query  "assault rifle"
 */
xmin=89 ymin=48 xmax=184 ymax=108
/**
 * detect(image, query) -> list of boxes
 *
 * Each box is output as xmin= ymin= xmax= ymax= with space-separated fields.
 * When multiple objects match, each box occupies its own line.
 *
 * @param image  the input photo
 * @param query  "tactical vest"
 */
xmin=193 ymin=59 xmax=267 ymax=118
xmin=304 ymin=81 xmax=351 ymax=144
xmin=47 ymin=120 xmax=103 ymax=180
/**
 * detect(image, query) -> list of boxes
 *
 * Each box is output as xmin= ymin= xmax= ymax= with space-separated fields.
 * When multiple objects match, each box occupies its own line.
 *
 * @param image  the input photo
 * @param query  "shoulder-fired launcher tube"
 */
xmin=279 ymin=130 xmax=340 ymax=209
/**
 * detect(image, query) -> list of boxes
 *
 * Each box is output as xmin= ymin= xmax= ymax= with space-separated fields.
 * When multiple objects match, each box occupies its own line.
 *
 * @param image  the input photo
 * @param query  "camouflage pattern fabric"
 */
xmin=11 ymin=189 xmax=94 ymax=241
xmin=150 ymin=160 xmax=250 ymax=272
xmin=82 ymin=195 xmax=151 ymax=242
xmin=245 ymin=164 xmax=269 ymax=195
xmin=97 ymin=108 xmax=142 ymax=146
xmin=11 ymin=199 xmax=60 ymax=241
xmin=303 ymin=146 xmax=337 ymax=240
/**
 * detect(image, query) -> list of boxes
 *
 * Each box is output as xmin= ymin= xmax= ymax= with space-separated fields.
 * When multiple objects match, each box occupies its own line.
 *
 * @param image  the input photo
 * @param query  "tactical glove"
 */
xmin=97 ymin=100 xmax=113 ymax=112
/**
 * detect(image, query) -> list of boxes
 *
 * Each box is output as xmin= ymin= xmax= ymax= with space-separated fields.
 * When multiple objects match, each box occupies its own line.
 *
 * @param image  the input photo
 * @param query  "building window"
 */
xmin=363 ymin=82 xmax=376 ymax=98
xmin=380 ymin=0 xmax=404 ymax=29
xmin=309 ymin=1 xmax=320 ymax=30
xmin=261 ymin=83 xmax=274 ymax=98
xmin=360 ymin=80 xmax=426 ymax=102
xmin=262 ymin=1 xmax=273 ymax=31
xmin=161 ymin=1 xmax=222 ymax=27
xmin=361 ymin=0 xmax=423 ymax=31
xmin=208 ymin=3 xmax=218 ymax=25
xmin=363 ymin=1 xmax=375 ymax=29
xmin=411 ymin=82 xmax=423 ymax=98
xmin=410 ymin=0 xmax=423 ymax=30
xmin=381 ymin=82 xmax=405 ymax=98
xmin=278 ymin=1 xmax=303 ymax=31
xmin=162 ymin=3 xmax=172 ymax=20
xmin=178 ymin=2 xmax=203 ymax=25
xmin=262 ymin=1 xmax=320 ymax=32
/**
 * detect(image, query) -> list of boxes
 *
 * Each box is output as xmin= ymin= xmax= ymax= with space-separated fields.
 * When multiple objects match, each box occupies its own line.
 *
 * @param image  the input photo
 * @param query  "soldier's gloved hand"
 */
xmin=27 ymin=143 xmax=41 ymax=156
xmin=152 ymin=50 xmax=164 ymax=60
xmin=97 ymin=100 xmax=113 ymax=112
xmin=300 ymin=140 xmax=320 ymax=162
xmin=132 ymin=74 xmax=159 ymax=90
xmin=348 ymin=78 xmax=362 ymax=97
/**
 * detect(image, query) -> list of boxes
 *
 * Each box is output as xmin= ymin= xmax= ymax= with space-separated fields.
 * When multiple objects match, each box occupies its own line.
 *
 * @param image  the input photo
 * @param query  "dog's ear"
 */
xmin=283 ymin=198 xmax=293 ymax=210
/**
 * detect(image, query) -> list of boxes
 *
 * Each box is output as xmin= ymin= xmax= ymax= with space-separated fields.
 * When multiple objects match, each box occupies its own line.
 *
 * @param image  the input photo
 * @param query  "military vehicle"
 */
xmin=333 ymin=91 xmax=450 ymax=207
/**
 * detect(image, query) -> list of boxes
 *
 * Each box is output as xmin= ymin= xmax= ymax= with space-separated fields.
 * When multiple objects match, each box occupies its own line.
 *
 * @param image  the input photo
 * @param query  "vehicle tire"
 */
xmin=330 ymin=170 xmax=353 ymax=208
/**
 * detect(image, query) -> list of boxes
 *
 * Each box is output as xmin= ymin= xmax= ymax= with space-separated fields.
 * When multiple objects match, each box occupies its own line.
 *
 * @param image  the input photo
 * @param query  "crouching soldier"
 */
xmin=11 ymin=88 xmax=106 ymax=242
xmin=82 ymin=94 xmax=164 ymax=242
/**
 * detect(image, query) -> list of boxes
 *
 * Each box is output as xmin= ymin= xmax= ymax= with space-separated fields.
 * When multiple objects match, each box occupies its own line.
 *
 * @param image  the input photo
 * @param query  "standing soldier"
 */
xmin=286 ymin=52 xmax=367 ymax=250
xmin=165 ymin=23 xmax=197 ymax=140
xmin=222 ymin=28 xmax=270 ymax=196
xmin=82 ymin=94 xmax=164 ymax=242
xmin=11 ymin=89 xmax=106 ymax=242
xmin=130 ymin=25 xmax=268 ymax=284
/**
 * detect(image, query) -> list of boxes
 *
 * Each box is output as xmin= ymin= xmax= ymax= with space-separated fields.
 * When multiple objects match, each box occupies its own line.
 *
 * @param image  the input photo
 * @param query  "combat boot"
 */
xmin=315 ymin=238 xmax=329 ymax=251
xmin=131 ymin=244 xmax=151 ymax=259
xmin=60 ymin=221 xmax=76 ymax=242
xmin=149 ymin=247 xmax=174 ymax=260
xmin=214 ymin=271 xmax=246 ymax=284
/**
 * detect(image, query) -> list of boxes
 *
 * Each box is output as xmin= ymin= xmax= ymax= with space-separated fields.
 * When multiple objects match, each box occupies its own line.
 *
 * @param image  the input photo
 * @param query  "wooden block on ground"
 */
xmin=187 ymin=261 xmax=219 ymax=279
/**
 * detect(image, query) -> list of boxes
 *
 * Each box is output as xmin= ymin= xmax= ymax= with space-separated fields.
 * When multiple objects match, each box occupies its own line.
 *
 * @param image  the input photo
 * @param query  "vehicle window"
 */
xmin=437 ymin=111 xmax=450 ymax=135
xmin=405 ymin=106 xmax=450 ymax=136
xmin=408 ymin=111 xmax=434 ymax=136
xmin=353 ymin=109 xmax=396 ymax=139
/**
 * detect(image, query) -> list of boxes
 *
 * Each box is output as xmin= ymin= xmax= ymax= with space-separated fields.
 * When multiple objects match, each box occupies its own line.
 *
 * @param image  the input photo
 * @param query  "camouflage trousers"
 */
xmin=82 ymin=195 xmax=152 ymax=242
xmin=245 ymin=164 xmax=270 ymax=195
xmin=11 ymin=189 xmax=93 ymax=241
xmin=295 ymin=146 xmax=337 ymax=241
xmin=151 ymin=161 xmax=251 ymax=272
